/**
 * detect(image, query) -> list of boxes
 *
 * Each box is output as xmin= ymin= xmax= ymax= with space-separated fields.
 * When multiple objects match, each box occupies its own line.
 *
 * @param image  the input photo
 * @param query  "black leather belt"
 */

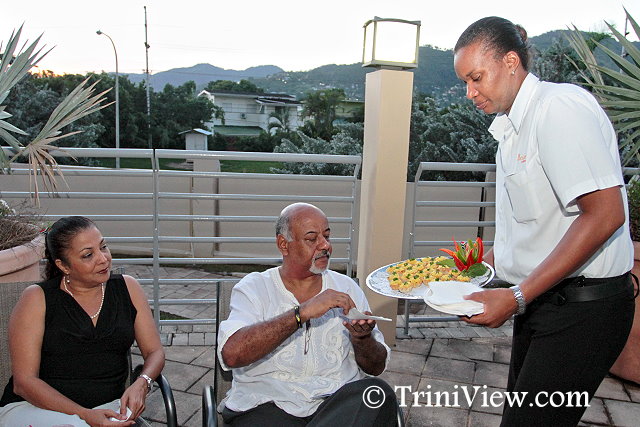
xmin=538 ymin=272 xmax=635 ymax=306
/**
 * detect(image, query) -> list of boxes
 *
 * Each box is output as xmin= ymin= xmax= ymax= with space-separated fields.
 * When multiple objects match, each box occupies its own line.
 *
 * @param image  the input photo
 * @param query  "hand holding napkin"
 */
xmin=424 ymin=281 xmax=485 ymax=316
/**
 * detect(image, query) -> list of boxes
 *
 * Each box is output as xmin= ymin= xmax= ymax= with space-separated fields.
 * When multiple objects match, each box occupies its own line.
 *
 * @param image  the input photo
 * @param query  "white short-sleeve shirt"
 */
xmin=489 ymin=74 xmax=633 ymax=285
xmin=217 ymin=267 xmax=390 ymax=417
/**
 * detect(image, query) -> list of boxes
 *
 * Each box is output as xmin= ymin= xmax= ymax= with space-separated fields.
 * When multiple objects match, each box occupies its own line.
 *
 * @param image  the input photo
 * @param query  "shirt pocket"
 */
xmin=504 ymin=170 xmax=542 ymax=223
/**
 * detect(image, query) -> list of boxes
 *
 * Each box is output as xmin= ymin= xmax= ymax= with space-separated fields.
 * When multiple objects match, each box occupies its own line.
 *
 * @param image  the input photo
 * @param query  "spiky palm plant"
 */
xmin=0 ymin=25 xmax=110 ymax=203
xmin=565 ymin=8 xmax=640 ymax=166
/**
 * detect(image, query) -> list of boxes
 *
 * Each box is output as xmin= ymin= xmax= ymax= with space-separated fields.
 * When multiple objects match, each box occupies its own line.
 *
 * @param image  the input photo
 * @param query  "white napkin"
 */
xmin=424 ymin=281 xmax=484 ymax=316
xmin=344 ymin=308 xmax=392 ymax=322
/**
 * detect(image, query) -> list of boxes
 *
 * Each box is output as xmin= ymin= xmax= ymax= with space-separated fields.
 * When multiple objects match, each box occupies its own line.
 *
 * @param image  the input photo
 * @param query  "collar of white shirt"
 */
xmin=489 ymin=73 xmax=540 ymax=141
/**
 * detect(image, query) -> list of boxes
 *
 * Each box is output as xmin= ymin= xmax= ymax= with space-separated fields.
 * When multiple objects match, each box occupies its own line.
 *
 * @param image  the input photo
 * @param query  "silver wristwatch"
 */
xmin=510 ymin=285 xmax=527 ymax=315
xmin=138 ymin=373 xmax=153 ymax=392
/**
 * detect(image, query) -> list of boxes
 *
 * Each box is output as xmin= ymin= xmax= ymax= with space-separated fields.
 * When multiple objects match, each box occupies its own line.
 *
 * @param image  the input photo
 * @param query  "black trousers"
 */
xmin=501 ymin=276 xmax=635 ymax=427
xmin=222 ymin=377 xmax=398 ymax=427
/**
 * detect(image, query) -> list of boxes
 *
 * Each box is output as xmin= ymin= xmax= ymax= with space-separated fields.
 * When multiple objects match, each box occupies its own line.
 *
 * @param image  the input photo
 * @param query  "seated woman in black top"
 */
xmin=0 ymin=216 xmax=165 ymax=426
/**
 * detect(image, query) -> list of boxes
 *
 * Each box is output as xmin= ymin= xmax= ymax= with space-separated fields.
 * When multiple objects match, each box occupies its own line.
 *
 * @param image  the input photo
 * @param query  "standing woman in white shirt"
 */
xmin=453 ymin=16 xmax=636 ymax=426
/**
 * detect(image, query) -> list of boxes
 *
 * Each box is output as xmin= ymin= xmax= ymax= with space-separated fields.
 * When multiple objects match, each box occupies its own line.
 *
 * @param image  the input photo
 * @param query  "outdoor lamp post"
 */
xmin=96 ymin=30 xmax=120 ymax=168
xmin=357 ymin=17 xmax=420 ymax=346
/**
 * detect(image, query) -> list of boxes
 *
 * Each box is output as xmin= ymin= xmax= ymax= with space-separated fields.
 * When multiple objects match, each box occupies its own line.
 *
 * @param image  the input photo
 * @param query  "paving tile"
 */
xmin=379 ymin=371 xmax=421 ymax=402
xmin=494 ymin=344 xmax=511 ymax=364
xmin=182 ymin=407 xmax=203 ymax=427
xmin=386 ymin=351 xmax=426 ymax=376
xmin=161 ymin=359 xmax=210 ymax=392
xmin=418 ymin=328 xmax=440 ymax=339
xmin=468 ymin=410 xmax=502 ymax=427
xmin=144 ymin=388 xmax=201 ymax=426
xmin=188 ymin=332 xmax=206 ymax=346
xmin=458 ymin=326 xmax=481 ymax=338
xmin=474 ymin=361 xmax=509 ymax=389
xmin=163 ymin=345 xmax=207 ymax=364
xmin=595 ymin=376 xmax=631 ymax=401
xmin=581 ymin=397 xmax=610 ymax=425
xmin=472 ymin=327 xmax=496 ymax=338
xmin=406 ymin=405 xmax=469 ymax=427
xmin=605 ymin=398 xmax=640 ymax=427
xmin=624 ymin=381 xmax=640 ymax=403
xmin=416 ymin=376 xmax=473 ymax=409
xmin=469 ymin=385 xmax=506 ymax=415
xmin=423 ymin=356 xmax=475 ymax=384
xmin=392 ymin=337 xmax=433 ymax=355
xmin=172 ymin=334 xmax=189 ymax=346
xmin=431 ymin=339 xmax=494 ymax=362
xmin=191 ymin=346 xmax=217 ymax=369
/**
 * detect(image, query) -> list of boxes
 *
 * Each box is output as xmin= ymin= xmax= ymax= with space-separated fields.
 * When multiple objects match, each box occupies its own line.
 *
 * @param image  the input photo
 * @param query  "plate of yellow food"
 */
xmin=365 ymin=256 xmax=494 ymax=300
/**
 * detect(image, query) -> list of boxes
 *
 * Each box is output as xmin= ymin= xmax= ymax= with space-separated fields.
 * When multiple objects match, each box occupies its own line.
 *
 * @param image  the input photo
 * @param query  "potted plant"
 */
xmin=568 ymin=10 xmax=640 ymax=383
xmin=0 ymin=200 xmax=45 ymax=283
xmin=0 ymin=25 xmax=108 ymax=283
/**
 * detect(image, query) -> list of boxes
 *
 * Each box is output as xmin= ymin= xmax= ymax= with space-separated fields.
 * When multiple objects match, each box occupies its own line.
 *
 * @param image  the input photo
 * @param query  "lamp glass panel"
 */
xmin=363 ymin=23 xmax=375 ymax=64
xmin=374 ymin=21 xmax=417 ymax=64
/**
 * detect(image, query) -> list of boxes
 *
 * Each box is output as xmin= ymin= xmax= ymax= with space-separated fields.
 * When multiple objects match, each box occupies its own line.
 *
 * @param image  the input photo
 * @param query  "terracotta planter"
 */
xmin=0 ymin=233 xmax=45 ymax=284
xmin=610 ymin=241 xmax=640 ymax=384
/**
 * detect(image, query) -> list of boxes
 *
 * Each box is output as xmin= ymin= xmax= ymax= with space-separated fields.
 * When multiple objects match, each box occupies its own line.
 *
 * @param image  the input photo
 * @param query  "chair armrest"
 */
xmin=133 ymin=364 xmax=177 ymax=427
xmin=157 ymin=373 xmax=178 ymax=427
xmin=202 ymin=385 xmax=217 ymax=427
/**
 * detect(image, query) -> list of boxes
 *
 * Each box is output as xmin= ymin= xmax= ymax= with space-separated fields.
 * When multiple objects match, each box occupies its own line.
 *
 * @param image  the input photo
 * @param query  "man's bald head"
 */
xmin=275 ymin=203 xmax=326 ymax=241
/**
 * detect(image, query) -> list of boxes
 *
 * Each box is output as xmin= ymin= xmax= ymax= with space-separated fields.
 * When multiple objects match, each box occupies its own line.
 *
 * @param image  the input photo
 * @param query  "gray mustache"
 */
xmin=314 ymin=250 xmax=330 ymax=260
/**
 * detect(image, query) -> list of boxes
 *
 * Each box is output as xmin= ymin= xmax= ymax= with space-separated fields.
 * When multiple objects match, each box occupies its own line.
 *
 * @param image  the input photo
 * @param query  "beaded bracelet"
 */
xmin=294 ymin=305 xmax=303 ymax=328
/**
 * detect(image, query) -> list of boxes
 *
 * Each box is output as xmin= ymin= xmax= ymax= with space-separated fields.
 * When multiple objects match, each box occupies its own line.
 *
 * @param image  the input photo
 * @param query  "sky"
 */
xmin=4 ymin=0 xmax=640 ymax=77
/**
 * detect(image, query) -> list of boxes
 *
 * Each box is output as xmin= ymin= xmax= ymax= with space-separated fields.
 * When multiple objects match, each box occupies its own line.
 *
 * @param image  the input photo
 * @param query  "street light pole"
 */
xmin=96 ymin=30 xmax=120 ymax=168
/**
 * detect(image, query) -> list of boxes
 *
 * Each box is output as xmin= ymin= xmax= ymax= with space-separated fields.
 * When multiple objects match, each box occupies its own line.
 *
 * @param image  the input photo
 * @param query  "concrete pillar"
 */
xmin=357 ymin=69 xmax=414 ymax=347
xmin=192 ymin=158 xmax=221 ymax=257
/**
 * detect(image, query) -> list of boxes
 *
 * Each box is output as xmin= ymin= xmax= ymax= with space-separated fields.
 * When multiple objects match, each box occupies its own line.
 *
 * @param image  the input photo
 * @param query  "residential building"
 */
xmin=198 ymin=90 xmax=303 ymax=137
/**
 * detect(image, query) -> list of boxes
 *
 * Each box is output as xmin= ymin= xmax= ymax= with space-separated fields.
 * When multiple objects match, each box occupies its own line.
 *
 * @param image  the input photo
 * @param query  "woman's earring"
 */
xmin=65 ymin=275 xmax=71 ymax=285
xmin=511 ymin=70 xmax=516 ymax=75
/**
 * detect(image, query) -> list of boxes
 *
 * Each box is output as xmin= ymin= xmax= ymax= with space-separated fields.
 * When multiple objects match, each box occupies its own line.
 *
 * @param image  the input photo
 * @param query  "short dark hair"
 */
xmin=454 ymin=16 xmax=531 ymax=71
xmin=44 ymin=216 xmax=96 ymax=280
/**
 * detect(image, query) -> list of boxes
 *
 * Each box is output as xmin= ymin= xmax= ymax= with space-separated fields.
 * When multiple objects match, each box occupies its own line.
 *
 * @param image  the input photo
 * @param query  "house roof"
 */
xmin=198 ymin=90 xmax=300 ymax=105
xmin=178 ymin=128 xmax=213 ymax=136
xmin=213 ymin=125 xmax=263 ymax=136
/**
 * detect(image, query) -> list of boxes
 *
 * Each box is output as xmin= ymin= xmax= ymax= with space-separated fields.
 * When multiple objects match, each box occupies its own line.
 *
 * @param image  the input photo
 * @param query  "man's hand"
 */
xmin=344 ymin=314 xmax=376 ymax=339
xmin=461 ymin=288 xmax=518 ymax=328
xmin=300 ymin=289 xmax=356 ymax=321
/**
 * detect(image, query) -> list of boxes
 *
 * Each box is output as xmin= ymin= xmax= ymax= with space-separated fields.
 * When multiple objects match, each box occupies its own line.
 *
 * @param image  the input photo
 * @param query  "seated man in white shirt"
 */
xmin=217 ymin=202 xmax=397 ymax=426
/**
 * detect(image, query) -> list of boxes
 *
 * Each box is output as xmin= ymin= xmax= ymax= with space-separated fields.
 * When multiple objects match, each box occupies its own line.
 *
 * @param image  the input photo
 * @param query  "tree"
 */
xmin=300 ymin=88 xmax=345 ymax=140
xmin=204 ymin=79 xmax=264 ymax=94
xmin=273 ymin=123 xmax=363 ymax=176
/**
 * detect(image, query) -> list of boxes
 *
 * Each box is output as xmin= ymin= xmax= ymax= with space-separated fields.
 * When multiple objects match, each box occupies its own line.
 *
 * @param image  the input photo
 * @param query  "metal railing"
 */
xmin=2 ymin=147 xmax=361 ymax=328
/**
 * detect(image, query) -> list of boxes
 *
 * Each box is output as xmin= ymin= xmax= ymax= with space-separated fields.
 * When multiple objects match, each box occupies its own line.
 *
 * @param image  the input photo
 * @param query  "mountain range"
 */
xmin=120 ymin=30 xmax=631 ymax=101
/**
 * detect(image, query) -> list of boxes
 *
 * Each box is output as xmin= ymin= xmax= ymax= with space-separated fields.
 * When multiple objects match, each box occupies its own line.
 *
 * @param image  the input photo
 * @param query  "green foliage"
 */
xmin=533 ymin=39 xmax=581 ymax=84
xmin=567 ymin=10 xmax=640 ymax=166
xmin=300 ymin=88 xmax=346 ymax=140
xmin=204 ymin=79 xmax=264 ymax=93
xmin=408 ymin=96 xmax=496 ymax=181
xmin=273 ymin=123 xmax=363 ymax=176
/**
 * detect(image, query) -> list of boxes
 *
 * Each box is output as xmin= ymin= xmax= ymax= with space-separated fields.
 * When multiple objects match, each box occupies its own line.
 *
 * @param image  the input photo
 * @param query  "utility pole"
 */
xmin=144 ymin=5 xmax=152 ymax=149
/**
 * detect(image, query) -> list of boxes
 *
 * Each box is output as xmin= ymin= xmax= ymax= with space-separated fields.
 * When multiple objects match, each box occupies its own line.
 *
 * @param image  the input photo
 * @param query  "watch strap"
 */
xmin=138 ymin=373 xmax=153 ymax=391
xmin=510 ymin=285 xmax=527 ymax=315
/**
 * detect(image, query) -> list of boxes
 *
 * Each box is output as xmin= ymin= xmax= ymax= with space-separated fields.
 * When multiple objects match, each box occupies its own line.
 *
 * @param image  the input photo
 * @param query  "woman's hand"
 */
xmin=461 ymin=288 xmax=517 ymax=328
xmin=119 ymin=377 xmax=149 ymax=421
xmin=79 ymin=407 xmax=135 ymax=426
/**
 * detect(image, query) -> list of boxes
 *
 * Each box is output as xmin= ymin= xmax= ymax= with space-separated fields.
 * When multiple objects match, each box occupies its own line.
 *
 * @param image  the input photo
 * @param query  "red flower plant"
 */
xmin=439 ymin=237 xmax=484 ymax=272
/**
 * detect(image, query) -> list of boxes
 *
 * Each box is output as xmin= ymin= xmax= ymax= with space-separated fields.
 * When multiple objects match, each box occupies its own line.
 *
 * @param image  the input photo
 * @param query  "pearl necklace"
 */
xmin=63 ymin=278 xmax=105 ymax=320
